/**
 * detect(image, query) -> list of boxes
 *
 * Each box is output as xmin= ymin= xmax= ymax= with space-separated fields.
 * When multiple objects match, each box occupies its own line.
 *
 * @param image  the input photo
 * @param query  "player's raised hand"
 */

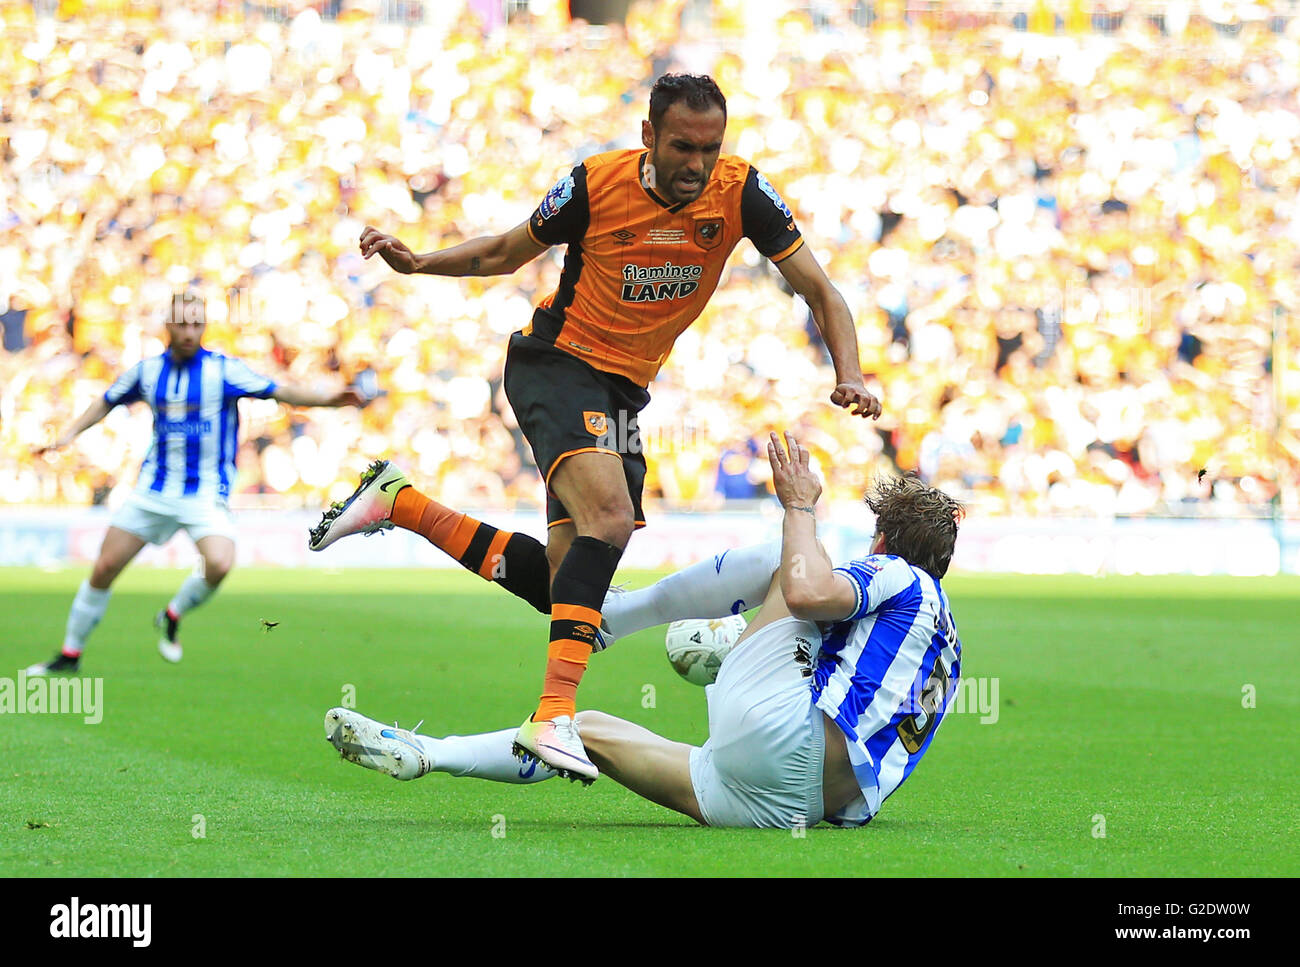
xmin=31 ymin=432 xmax=72 ymax=458
xmin=830 ymin=381 xmax=881 ymax=420
xmin=767 ymin=431 xmax=822 ymax=510
xmin=359 ymin=227 xmax=421 ymax=274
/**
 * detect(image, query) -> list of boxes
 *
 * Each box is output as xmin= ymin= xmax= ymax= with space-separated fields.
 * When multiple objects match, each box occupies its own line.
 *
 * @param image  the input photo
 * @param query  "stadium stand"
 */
xmin=2 ymin=0 xmax=1296 ymax=523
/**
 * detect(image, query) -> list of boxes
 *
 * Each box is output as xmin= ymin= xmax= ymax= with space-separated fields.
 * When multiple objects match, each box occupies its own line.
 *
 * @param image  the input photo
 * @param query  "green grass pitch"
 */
xmin=1 ymin=566 xmax=1296 ymax=877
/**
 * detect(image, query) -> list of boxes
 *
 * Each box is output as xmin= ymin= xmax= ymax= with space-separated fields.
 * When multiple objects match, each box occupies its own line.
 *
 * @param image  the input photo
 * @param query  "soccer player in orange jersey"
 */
xmin=311 ymin=74 xmax=881 ymax=781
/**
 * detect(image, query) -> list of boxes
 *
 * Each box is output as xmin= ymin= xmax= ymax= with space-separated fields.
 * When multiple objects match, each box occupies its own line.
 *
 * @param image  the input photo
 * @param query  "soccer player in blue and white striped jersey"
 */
xmin=322 ymin=431 xmax=962 ymax=829
xmin=26 ymin=293 xmax=365 ymax=675
xmin=796 ymin=469 xmax=962 ymax=825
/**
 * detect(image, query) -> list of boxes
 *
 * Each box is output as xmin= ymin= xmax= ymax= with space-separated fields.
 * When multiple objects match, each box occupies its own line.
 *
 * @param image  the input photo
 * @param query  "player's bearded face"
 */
xmin=643 ymin=103 xmax=726 ymax=205
xmin=166 ymin=315 xmax=206 ymax=360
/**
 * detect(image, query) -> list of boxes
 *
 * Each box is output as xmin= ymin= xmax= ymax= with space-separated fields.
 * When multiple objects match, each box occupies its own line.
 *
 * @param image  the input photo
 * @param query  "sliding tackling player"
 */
xmin=322 ymin=434 xmax=963 ymax=829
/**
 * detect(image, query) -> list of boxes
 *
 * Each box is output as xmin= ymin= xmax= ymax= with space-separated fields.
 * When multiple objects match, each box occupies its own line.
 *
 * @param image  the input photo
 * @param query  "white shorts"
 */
xmin=688 ymin=616 xmax=826 ymax=829
xmin=109 ymin=491 xmax=236 ymax=546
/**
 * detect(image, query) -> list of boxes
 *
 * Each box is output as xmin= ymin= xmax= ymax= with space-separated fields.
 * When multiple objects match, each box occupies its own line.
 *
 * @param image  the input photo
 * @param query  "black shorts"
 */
xmin=503 ymin=332 xmax=651 ymax=529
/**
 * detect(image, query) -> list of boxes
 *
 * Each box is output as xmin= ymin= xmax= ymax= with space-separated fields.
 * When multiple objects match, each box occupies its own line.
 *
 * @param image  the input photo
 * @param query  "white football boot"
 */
xmin=324 ymin=707 xmax=432 ymax=781
xmin=309 ymin=459 xmax=410 ymax=552
xmin=512 ymin=714 xmax=598 ymax=784
xmin=24 ymin=652 xmax=81 ymax=676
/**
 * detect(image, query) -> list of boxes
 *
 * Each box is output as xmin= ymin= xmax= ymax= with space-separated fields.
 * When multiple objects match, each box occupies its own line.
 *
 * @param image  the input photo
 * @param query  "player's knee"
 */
xmin=205 ymin=560 xmax=233 ymax=585
xmin=584 ymin=506 xmax=635 ymax=549
xmin=203 ymin=553 xmax=235 ymax=585
xmin=89 ymin=558 xmax=122 ymax=588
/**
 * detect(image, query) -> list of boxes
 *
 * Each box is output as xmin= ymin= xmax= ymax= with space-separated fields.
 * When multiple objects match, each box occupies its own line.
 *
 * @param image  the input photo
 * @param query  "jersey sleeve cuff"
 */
xmin=768 ymin=237 xmax=804 ymax=264
xmin=833 ymin=565 xmax=866 ymax=621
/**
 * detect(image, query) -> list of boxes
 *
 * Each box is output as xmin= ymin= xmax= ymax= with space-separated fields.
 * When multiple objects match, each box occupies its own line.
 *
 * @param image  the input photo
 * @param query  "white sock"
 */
xmin=63 ymin=581 xmax=111 ymax=656
xmin=169 ymin=574 xmax=216 ymax=617
xmin=417 ymin=729 xmax=558 ymax=784
xmin=602 ymin=540 xmax=782 ymax=639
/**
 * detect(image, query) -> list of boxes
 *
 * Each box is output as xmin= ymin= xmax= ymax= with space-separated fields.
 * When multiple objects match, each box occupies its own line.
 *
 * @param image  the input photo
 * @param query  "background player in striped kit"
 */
xmin=25 ymin=293 xmax=366 ymax=675
xmin=324 ymin=433 xmax=964 ymax=828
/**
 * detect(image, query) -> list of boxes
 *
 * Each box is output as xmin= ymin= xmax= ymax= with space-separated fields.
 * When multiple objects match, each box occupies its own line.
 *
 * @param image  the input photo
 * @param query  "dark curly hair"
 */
xmin=866 ymin=474 xmax=965 ymax=579
xmin=648 ymin=73 xmax=727 ymax=131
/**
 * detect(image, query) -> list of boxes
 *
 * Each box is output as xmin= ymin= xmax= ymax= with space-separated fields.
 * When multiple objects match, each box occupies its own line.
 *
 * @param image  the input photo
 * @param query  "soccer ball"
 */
xmin=665 ymin=614 xmax=748 ymax=686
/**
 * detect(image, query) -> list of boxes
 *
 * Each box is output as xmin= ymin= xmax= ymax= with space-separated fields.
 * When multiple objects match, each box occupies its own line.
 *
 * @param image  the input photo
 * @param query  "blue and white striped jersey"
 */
xmin=104 ymin=349 xmax=277 ymax=503
xmin=813 ymin=554 xmax=961 ymax=827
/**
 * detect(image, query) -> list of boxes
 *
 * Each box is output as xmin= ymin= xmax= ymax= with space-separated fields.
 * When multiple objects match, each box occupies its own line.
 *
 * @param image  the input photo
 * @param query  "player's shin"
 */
xmin=391 ymin=487 xmax=550 ymax=614
xmin=168 ymin=574 xmax=216 ymax=616
xmin=535 ymin=536 xmax=622 ymax=721
xmin=420 ymin=730 xmax=558 ymax=784
xmin=601 ymin=540 xmax=781 ymax=639
xmin=64 ymin=580 xmax=111 ymax=656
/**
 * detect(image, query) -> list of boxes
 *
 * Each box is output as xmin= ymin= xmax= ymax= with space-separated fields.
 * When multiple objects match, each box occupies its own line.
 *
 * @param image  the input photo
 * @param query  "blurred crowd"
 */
xmin=2 ymin=0 xmax=1297 ymax=519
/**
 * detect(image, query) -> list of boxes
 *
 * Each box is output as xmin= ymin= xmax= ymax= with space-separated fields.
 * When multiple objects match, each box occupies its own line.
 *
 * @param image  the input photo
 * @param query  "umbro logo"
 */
xmin=612 ymin=230 xmax=636 ymax=243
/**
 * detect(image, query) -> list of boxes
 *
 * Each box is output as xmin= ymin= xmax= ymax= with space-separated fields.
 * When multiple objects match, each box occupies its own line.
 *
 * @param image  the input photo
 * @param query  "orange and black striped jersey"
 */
xmin=524 ymin=149 xmax=804 ymax=387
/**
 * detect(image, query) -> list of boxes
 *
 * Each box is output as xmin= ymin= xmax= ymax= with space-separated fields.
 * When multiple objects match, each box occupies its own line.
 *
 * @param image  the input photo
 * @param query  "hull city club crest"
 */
xmin=694 ymin=217 xmax=724 ymax=250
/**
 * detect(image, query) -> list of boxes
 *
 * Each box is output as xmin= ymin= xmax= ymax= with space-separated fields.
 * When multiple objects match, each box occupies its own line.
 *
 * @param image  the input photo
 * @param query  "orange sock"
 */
xmin=390 ymin=487 xmax=553 ymax=614
xmin=534 ymin=537 xmax=623 ymax=721
xmin=392 ymin=488 xmax=478 ymax=560
xmin=536 ymin=643 xmax=592 ymax=721
xmin=536 ymin=606 xmax=601 ymax=721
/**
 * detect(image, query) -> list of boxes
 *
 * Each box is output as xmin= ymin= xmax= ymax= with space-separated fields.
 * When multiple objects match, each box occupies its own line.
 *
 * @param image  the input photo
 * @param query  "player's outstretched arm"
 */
xmin=271 ymin=384 xmax=367 ymax=408
xmin=359 ymin=219 xmax=550 ymax=278
xmin=34 ymin=397 xmax=112 ymax=456
xmin=767 ymin=431 xmax=857 ymax=621
xmin=774 ymin=246 xmax=881 ymax=420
